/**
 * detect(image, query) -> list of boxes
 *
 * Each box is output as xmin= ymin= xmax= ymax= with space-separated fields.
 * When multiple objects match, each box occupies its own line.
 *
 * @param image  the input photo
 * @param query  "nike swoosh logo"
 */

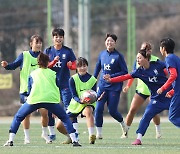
xmin=80 ymin=89 xmax=86 ymax=92
xmin=31 ymin=64 xmax=37 ymax=67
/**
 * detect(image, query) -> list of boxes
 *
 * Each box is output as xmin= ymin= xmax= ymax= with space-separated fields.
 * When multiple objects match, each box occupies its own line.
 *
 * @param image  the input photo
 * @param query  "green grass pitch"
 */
xmin=0 ymin=117 xmax=179 ymax=154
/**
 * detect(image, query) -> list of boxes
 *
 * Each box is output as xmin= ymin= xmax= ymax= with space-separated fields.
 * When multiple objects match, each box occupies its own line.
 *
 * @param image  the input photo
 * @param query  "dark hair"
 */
xmin=105 ymin=33 xmax=117 ymax=42
xmin=160 ymin=38 xmax=175 ymax=54
xmin=30 ymin=35 xmax=43 ymax=48
xmin=76 ymin=57 xmax=88 ymax=67
xmin=141 ymin=42 xmax=152 ymax=51
xmin=37 ymin=53 xmax=49 ymax=68
xmin=52 ymin=28 xmax=65 ymax=37
xmin=138 ymin=49 xmax=151 ymax=61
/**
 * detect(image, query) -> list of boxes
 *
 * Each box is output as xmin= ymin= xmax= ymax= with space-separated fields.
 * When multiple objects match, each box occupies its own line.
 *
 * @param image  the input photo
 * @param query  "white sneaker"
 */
xmin=24 ymin=138 xmax=30 ymax=144
xmin=120 ymin=124 xmax=128 ymax=138
xmin=156 ymin=131 xmax=161 ymax=139
xmin=96 ymin=134 xmax=103 ymax=139
xmin=41 ymin=134 xmax=52 ymax=144
xmin=4 ymin=140 xmax=13 ymax=146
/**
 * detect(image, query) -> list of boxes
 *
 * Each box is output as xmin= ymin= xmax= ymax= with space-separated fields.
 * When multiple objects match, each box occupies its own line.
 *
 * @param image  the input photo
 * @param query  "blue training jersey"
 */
xmin=165 ymin=54 xmax=180 ymax=96
xmin=94 ymin=49 xmax=128 ymax=91
xmin=131 ymin=60 xmax=172 ymax=102
xmin=44 ymin=45 xmax=76 ymax=89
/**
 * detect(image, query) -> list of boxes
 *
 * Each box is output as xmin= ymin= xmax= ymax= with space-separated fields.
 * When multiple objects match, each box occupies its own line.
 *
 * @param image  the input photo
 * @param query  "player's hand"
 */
xmin=123 ymin=86 xmax=129 ymax=93
xmin=157 ymin=88 xmax=163 ymax=94
xmin=103 ymin=74 xmax=111 ymax=82
xmin=67 ymin=61 xmax=72 ymax=67
xmin=1 ymin=61 xmax=8 ymax=67
xmin=97 ymin=91 xmax=105 ymax=101
xmin=54 ymin=56 xmax=59 ymax=61
xmin=165 ymin=92 xmax=172 ymax=98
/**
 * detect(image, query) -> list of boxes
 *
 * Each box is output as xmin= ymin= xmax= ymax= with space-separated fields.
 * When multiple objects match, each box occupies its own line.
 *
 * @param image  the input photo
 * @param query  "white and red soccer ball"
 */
xmin=80 ymin=90 xmax=97 ymax=104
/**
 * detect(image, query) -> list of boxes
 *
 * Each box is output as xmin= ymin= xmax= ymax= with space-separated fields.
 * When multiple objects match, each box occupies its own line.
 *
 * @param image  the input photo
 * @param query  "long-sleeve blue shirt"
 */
xmin=69 ymin=73 xmax=96 ymax=103
xmin=44 ymin=46 xmax=76 ymax=89
xmin=94 ymin=49 xmax=128 ymax=91
xmin=4 ymin=50 xmax=40 ymax=70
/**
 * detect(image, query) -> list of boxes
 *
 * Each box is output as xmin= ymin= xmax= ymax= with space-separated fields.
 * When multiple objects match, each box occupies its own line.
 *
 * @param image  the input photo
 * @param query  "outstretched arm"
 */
xmin=104 ymin=74 xmax=133 ymax=83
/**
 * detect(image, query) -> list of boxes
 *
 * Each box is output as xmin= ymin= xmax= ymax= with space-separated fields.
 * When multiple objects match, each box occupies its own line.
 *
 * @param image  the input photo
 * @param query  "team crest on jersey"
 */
xmin=111 ymin=59 xmax=115 ymax=64
xmin=62 ymin=54 xmax=66 ymax=59
xmin=153 ymin=69 xmax=158 ymax=75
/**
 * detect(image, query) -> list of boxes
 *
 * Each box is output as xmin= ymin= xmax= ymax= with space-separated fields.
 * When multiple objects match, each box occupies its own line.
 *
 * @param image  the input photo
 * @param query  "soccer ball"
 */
xmin=80 ymin=90 xmax=97 ymax=104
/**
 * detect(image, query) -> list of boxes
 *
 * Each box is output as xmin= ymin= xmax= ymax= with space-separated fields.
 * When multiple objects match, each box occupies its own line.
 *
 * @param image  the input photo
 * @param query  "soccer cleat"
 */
xmin=120 ymin=124 xmax=128 ymax=138
xmin=49 ymin=135 xmax=56 ymax=141
xmin=3 ymin=141 xmax=13 ymax=146
xmin=62 ymin=137 xmax=72 ymax=144
xmin=96 ymin=134 xmax=103 ymax=139
xmin=24 ymin=138 xmax=30 ymax=144
xmin=121 ymin=133 xmax=128 ymax=139
xmin=132 ymin=139 xmax=142 ymax=145
xmin=72 ymin=141 xmax=82 ymax=147
xmin=89 ymin=135 xmax=96 ymax=144
xmin=41 ymin=134 xmax=52 ymax=144
xmin=156 ymin=131 xmax=161 ymax=139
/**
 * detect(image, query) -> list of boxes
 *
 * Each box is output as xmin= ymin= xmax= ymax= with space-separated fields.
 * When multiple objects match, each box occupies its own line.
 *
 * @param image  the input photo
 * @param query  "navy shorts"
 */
xmin=135 ymin=90 xmax=149 ymax=100
xmin=67 ymin=105 xmax=95 ymax=118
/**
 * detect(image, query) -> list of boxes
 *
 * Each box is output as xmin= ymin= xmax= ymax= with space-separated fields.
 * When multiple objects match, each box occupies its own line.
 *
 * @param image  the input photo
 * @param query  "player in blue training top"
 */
xmin=104 ymin=48 xmax=172 ymax=145
xmin=157 ymin=38 xmax=180 ymax=128
xmin=122 ymin=42 xmax=161 ymax=139
xmin=44 ymin=28 xmax=78 ymax=142
xmin=94 ymin=33 xmax=128 ymax=139
xmin=1 ymin=35 xmax=51 ymax=144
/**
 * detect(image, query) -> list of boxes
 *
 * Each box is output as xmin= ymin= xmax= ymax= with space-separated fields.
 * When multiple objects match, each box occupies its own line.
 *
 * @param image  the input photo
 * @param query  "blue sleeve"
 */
xmin=5 ymin=53 xmax=23 ymax=70
xmin=165 ymin=56 xmax=176 ymax=69
xmin=94 ymin=54 xmax=101 ymax=78
xmin=69 ymin=49 xmax=76 ymax=62
xmin=110 ymin=53 xmax=128 ymax=78
xmin=69 ymin=77 xmax=81 ymax=103
xmin=133 ymin=60 xmax=137 ymax=71
xmin=27 ymin=75 xmax=33 ymax=95
xmin=130 ymin=69 xmax=138 ymax=79
xmin=43 ymin=47 xmax=49 ymax=55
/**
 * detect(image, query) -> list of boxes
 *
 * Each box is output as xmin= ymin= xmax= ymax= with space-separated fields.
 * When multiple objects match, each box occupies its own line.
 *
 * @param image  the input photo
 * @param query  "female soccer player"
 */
xmin=104 ymin=48 xmax=172 ymax=145
xmin=157 ymin=38 xmax=180 ymax=128
xmin=122 ymin=42 xmax=161 ymax=139
xmin=94 ymin=33 xmax=128 ymax=139
xmin=1 ymin=35 xmax=50 ymax=144
xmin=68 ymin=57 xmax=97 ymax=144
xmin=44 ymin=28 xmax=78 ymax=142
xmin=3 ymin=53 xmax=81 ymax=147
xmin=57 ymin=57 xmax=97 ymax=144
